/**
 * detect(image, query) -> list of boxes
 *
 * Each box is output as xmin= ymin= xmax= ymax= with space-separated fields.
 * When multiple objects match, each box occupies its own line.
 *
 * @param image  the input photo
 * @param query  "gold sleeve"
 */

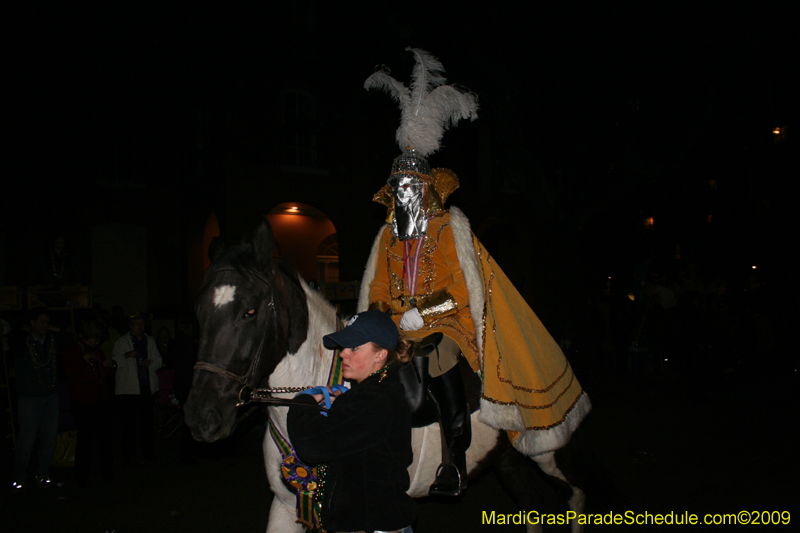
xmin=417 ymin=288 xmax=458 ymax=324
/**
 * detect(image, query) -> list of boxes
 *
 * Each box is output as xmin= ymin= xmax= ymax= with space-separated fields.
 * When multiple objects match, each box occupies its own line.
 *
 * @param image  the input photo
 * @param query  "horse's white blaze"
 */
xmin=213 ymin=285 xmax=236 ymax=308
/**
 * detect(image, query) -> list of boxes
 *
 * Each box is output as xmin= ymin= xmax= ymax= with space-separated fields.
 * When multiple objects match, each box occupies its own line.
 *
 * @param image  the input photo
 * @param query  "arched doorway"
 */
xmin=316 ymin=233 xmax=339 ymax=284
xmin=265 ymin=202 xmax=337 ymax=284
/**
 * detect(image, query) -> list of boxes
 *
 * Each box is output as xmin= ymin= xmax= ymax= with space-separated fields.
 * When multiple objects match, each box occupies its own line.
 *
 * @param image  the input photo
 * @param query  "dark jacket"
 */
xmin=287 ymin=369 xmax=416 ymax=533
xmin=14 ymin=333 xmax=59 ymax=397
xmin=63 ymin=341 xmax=116 ymax=404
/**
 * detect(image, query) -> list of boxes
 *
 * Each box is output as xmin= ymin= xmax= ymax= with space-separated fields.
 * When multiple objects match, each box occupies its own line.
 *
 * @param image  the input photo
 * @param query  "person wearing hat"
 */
xmin=287 ymin=310 xmax=417 ymax=533
xmin=360 ymin=49 xmax=591 ymax=498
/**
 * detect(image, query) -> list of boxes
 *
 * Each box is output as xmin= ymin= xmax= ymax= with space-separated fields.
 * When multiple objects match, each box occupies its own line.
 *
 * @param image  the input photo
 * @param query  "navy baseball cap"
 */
xmin=323 ymin=310 xmax=399 ymax=350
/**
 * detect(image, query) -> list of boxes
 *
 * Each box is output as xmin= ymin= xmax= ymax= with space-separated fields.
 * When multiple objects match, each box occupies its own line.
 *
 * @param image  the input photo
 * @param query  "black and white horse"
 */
xmin=185 ymin=221 xmax=584 ymax=533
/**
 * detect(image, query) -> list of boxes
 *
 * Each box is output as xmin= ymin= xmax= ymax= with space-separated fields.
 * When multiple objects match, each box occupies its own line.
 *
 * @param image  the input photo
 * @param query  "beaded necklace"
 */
xmin=26 ymin=334 xmax=57 ymax=389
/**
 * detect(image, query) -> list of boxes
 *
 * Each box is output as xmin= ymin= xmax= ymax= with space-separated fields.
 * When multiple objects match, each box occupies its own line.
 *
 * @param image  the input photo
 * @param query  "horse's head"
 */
xmin=184 ymin=220 xmax=309 ymax=441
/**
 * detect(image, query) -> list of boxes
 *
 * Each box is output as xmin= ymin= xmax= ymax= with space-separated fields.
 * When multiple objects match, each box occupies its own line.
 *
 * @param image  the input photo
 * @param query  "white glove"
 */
xmin=399 ymin=308 xmax=424 ymax=331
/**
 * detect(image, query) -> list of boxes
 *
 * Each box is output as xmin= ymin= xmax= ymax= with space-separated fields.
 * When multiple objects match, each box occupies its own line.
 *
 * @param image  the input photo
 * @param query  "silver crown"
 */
xmin=390 ymin=149 xmax=430 ymax=177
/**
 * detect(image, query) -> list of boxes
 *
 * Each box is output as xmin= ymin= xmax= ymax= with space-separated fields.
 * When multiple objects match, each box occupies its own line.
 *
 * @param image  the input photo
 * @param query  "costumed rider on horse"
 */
xmin=359 ymin=48 xmax=592 ymax=498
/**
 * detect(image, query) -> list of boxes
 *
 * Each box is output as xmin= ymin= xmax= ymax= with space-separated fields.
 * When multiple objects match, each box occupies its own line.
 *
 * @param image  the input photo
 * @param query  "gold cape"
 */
xmin=360 ymin=206 xmax=590 ymax=456
xmin=472 ymin=235 xmax=587 ymax=434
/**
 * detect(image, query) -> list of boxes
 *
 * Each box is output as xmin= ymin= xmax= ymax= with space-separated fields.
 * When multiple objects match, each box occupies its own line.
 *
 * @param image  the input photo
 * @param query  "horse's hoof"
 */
xmin=428 ymin=463 xmax=465 ymax=497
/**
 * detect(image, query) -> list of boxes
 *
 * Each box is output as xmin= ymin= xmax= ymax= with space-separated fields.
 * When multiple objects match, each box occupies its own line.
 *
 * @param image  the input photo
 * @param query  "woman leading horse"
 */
xmin=288 ymin=311 xmax=416 ymax=533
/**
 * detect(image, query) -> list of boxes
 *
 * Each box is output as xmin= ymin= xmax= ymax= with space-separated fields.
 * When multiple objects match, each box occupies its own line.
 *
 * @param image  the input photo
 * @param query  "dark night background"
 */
xmin=5 ymin=2 xmax=796 ymax=313
xmin=2 ymin=1 xmax=797 ymax=531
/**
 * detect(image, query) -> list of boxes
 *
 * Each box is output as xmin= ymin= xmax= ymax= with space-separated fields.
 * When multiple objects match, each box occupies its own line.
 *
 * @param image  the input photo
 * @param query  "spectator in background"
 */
xmin=96 ymin=305 xmax=121 ymax=393
xmin=113 ymin=313 xmax=162 ymax=463
xmin=155 ymin=327 xmax=172 ymax=368
xmin=12 ymin=307 xmax=60 ymax=490
xmin=63 ymin=319 xmax=117 ymax=488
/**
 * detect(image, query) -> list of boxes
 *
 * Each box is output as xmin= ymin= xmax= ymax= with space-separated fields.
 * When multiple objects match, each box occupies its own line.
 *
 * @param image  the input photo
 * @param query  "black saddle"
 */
xmin=398 ymin=333 xmax=481 ymax=428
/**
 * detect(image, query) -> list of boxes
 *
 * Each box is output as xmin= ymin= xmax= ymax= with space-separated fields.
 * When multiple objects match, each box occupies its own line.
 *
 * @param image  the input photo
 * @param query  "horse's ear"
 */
xmin=252 ymin=219 xmax=274 ymax=267
xmin=208 ymin=237 xmax=226 ymax=264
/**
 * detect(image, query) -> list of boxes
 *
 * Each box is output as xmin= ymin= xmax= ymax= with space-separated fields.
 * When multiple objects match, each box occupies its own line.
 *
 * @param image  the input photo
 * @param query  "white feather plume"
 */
xmin=364 ymin=47 xmax=478 ymax=158
xmin=363 ymin=70 xmax=409 ymax=107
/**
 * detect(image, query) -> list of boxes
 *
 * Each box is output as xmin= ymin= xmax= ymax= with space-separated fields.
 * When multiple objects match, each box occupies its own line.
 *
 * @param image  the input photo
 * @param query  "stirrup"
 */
xmin=429 ymin=463 xmax=463 ymax=497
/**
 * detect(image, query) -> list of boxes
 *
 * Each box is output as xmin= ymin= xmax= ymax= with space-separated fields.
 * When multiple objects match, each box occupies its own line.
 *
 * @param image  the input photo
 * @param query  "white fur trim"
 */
xmin=483 ymin=392 xmax=593 ymax=457
xmin=357 ymin=227 xmax=386 ymax=312
xmin=448 ymin=206 xmax=484 ymax=363
xmin=478 ymin=398 xmax=527 ymax=431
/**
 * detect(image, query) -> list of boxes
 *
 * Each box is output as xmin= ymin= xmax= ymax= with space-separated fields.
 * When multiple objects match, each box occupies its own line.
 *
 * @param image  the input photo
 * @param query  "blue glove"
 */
xmin=297 ymin=385 xmax=348 ymax=416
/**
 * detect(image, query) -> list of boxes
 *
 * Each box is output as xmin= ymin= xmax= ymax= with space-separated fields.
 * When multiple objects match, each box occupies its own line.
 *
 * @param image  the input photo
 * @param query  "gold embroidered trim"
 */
xmin=418 ymin=289 xmax=458 ymax=323
xmin=481 ymin=387 xmax=585 ymax=431
xmin=433 ymin=222 xmax=449 ymax=249
xmin=420 ymin=233 xmax=434 ymax=295
xmin=481 ymin=244 xmax=569 ymax=393
xmin=483 ymin=368 xmax=577 ymax=409
xmin=430 ymin=168 xmax=460 ymax=205
xmin=499 ymin=360 xmax=571 ymax=394
xmin=430 ymin=319 xmax=479 ymax=356
xmin=387 ymin=249 xmax=404 ymax=262
xmin=475 ymin=241 xmax=490 ymax=373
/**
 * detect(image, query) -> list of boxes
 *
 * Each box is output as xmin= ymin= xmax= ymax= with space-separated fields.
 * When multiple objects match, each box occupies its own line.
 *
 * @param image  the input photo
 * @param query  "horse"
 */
xmin=185 ymin=220 xmax=585 ymax=533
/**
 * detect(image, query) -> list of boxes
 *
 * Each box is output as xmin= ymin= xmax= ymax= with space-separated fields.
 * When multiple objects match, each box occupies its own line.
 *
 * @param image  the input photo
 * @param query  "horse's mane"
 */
xmin=203 ymin=242 xmax=299 ymax=289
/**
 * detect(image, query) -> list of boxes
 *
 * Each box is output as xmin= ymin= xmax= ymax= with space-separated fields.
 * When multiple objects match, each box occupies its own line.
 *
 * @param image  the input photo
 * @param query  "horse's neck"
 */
xmin=267 ymin=285 xmax=337 ymax=438
xmin=268 ymin=284 xmax=338 ymax=392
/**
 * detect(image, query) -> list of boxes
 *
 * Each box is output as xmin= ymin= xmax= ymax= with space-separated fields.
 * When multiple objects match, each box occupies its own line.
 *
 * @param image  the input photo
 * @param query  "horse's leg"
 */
xmin=266 ymin=495 xmax=303 ymax=533
xmin=263 ymin=430 xmax=304 ymax=533
xmin=532 ymin=452 xmax=585 ymax=533
xmin=492 ymin=446 xmax=544 ymax=533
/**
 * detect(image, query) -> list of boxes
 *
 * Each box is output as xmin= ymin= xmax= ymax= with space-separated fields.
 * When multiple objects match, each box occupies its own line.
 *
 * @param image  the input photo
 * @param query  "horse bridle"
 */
xmin=193 ymin=268 xmax=318 ymax=408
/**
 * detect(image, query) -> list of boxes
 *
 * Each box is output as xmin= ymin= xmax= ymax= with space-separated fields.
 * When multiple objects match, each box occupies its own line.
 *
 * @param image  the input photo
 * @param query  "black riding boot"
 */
xmin=428 ymin=362 xmax=471 ymax=497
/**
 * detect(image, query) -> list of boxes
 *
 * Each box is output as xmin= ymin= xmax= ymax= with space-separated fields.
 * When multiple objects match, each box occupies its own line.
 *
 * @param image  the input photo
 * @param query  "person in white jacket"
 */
xmin=113 ymin=314 xmax=161 ymax=462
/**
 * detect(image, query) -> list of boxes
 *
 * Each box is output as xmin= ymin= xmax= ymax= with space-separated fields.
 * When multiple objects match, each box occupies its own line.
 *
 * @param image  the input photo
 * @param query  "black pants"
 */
xmin=117 ymin=392 xmax=155 ymax=459
xmin=72 ymin=400 xmax=114 ymax=487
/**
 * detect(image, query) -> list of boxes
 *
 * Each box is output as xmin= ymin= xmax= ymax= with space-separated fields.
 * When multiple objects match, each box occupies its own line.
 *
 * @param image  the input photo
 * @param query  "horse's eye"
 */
xmin=243 ymin=309 xmax=256 ymax=319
